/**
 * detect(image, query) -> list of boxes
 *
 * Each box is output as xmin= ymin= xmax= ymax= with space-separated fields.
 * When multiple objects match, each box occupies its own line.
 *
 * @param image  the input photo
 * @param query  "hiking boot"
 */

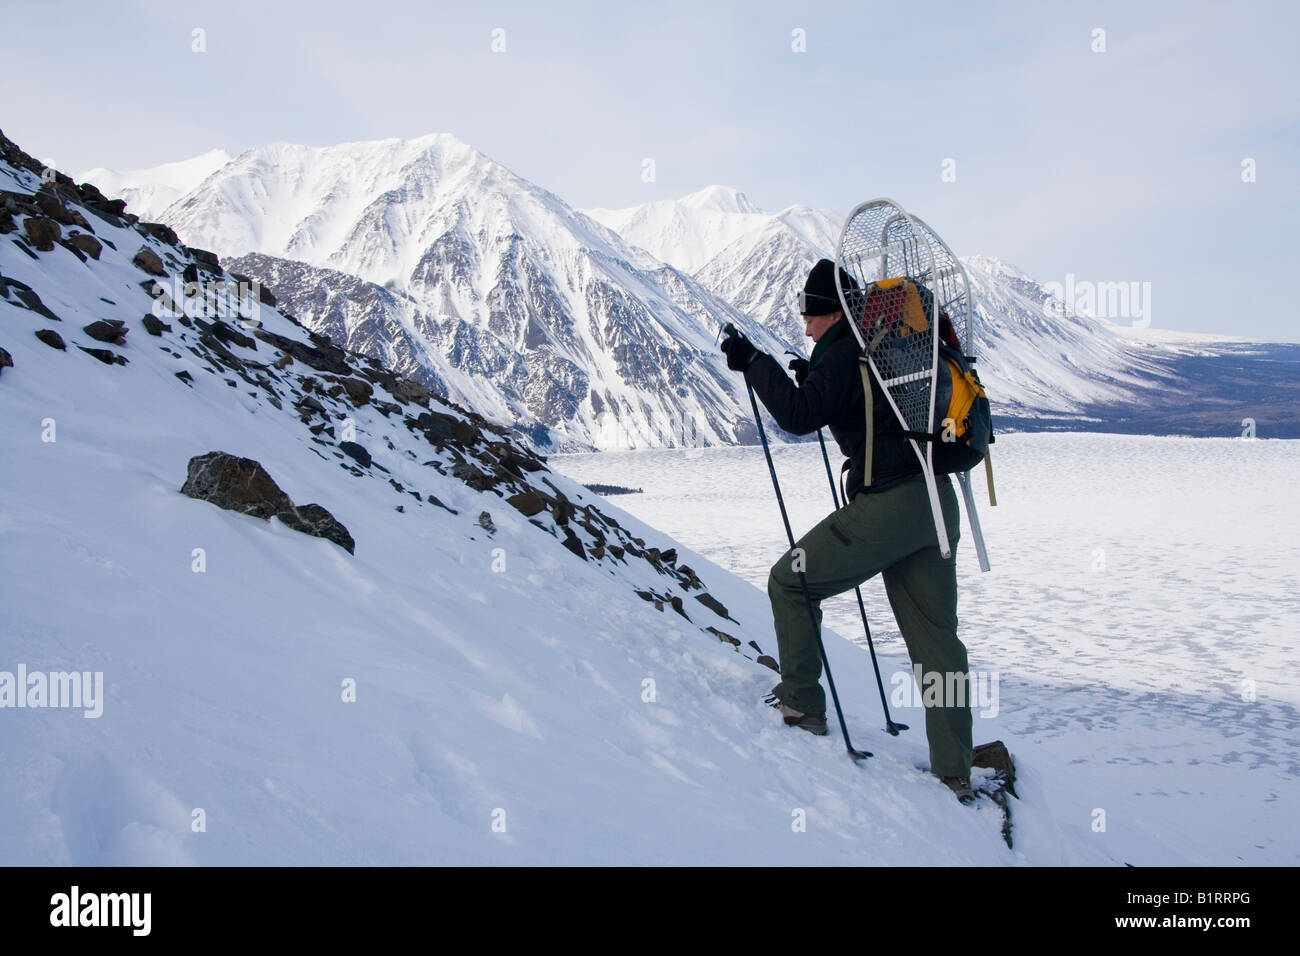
xmin=940 ymin=775 xmax=976 ymax=805
xmin=765 ymin=694 xmax=828 ymax=736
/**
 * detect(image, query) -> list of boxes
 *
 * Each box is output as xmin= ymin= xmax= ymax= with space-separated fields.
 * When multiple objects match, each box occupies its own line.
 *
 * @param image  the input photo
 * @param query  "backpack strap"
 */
xmin=858 ymin=356 xmax=874 ymax=488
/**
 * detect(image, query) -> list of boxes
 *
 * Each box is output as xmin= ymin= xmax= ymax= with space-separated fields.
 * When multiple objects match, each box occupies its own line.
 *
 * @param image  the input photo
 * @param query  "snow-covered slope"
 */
xmin=1 ymin=132 xmax=1174 ymax=865
xmin=79 ymin=148 xmax=229 ymax=222
xmin=129 ymin=136 xmax=788 ymax=451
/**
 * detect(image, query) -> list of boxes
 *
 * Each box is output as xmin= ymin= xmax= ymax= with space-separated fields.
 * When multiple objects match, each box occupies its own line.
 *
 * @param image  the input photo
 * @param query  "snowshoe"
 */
xmin=970 ymin=740 xmax=1017 ymax=848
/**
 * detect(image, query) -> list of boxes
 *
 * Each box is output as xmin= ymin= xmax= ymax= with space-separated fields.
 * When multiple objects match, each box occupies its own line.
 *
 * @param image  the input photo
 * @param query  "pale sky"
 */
xmin=4 ymin=0 xmax=1297 ymax=340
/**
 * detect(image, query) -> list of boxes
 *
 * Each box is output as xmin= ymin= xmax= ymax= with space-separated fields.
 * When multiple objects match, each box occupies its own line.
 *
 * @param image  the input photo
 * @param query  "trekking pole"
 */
xmin=815 ymin=429 xmax=909 ymax=737
xmin=738 ymin=365 xmax=872 ymax=762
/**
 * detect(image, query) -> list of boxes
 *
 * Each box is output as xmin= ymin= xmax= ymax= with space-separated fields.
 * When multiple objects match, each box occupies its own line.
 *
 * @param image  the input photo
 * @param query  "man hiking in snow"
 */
xmin=720 ymin=259 xmax=974 ymax=803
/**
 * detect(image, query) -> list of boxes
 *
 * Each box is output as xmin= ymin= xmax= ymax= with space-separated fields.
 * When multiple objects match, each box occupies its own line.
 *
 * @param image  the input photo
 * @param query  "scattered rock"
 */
xmin=22 ymin=216 xmax=60 ymax=251
xmin=694 ymin=592 xmax=731 ymax=620
xmin=133 ymin=247 xmax=166 ymax=275
xmin=478 ymin=511 xmax=496 ymax=533
xmin=8 ymin=283 xmax=61 ymax=321
xmin=188 ymin=246 xmax=221 ymax=271
xmin=339 ymin=376 xmax=373 ymax=406
xmin=65 ymin=232 xmax=102 ymax=260
xmin=339 ymin=441 xmax=371 ymax=468
xmin=77 ymin=345 xmax=126 ymax=365
xmin=507 ymin=490 xmax=546 ymax=516
xmin=391 ymin=378 xmax=430 ymax=406
xmin=277 ymin=502 xmax=355 ymax=554
xmin=181 ymin=452 xmax=294 ymax=519
xmin=295 ymin=394 xmax=326 ymax=416
xmin=707 ymin=626 xmax=741 ymax=646
xmin=756 ymin=655 xmax=780 ymax=672
xmin=0 ymin=345 xmax=11 ymax=374
xmin=138 ymin=221 xmax=180 ymax=246
xmin=561 ymin=528 xmax=586 ymax=560
xmin=453 ymin=461 xmax=497 ymax=492
xmin=34 ymin=328 xmax=65 ymax=350
xmin=142 ymin=314 xmax=171 ymax=336
xmin=83 ymin=319 xmax=127 ymax=345
xmin=175 ymin=370 xmax=194 ymax=386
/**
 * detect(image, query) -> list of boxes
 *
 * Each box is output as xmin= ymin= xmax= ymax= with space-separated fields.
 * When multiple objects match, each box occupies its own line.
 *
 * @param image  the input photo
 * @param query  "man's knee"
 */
xmin=767 ymin=551 xmax=800 ymax=599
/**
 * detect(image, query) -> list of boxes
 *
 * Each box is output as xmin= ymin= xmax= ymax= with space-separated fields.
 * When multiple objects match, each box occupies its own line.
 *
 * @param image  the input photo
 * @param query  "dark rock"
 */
xmin=210 ymin=319 xmax=256 ymax=350
xmin=756 ymin=655 xmax=780 ymax=672
xmin=668 ymin=595 xmax=687 ymax=618
xmin=694 ymin=592 xmax=731 ymax=620
xmin=426 ymin=494 xmax=457 ymax=514
xmin=138 ymin=221 xmax=180 ymax=246
xmin=295 ymin=394 xmax=326 ymax=415
xmin=276 ymin=502 xmax=355 ymax=554
xmin=133 ymin=247 xmax=166 ymax=275
xmin=339 ymin=441 xmax=371 ymax=467
xmin=175 ymin=370 xmax=194 ymax=386
xmin=180 ymin=451 xmax=294 ymax=519
xmin=65 ymin=232 xmax=102 ymax=260
xmin=187 ymin=246 xmax=221 ymax=270
xmin=0 ymin=345 xmax=11 ymax=374
xmin=142 ymin=314 xmax=171 ymax=336
xmin=34 ymin=328 xmax=65 ymax=350
xmin=551 ymin=498 xmax=575 ymax=526
xmin=506 ymin=490 xmax=546 ymax=516
xmin=660 ymin=548 xmax=678 ymax=565
xmin=83 ymin=319 xmax=127 ymax=345
xmin=9 ymin=284 xmax=60 ymax=321
xmin=608 ymin=544 xmax=624 ymax=560
xmin=340 ymin=377 xmax=373 ymax=406
xmin=561 ymin=528 xmax=586 ymax=559
xmin=478 ymin=511 xmax=496 ymax=532
xmin=391 ymin=378 xmax=430 ymax=406
xmin=253 ymin=328 xmax=350 ymax=375
xmin=453 ymin=461 xmax=497 ymax=491
xmin=77 ymin=345 xmax=127 ymax=365
xmin=23 ymin=216 xmax=60 ymax=251
xmin=707 ymin=626 xmax=740 ymax=646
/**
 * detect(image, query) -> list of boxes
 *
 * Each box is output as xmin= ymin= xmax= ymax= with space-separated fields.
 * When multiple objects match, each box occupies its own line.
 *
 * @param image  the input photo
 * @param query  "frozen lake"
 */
xmin=554 ymin=433 xmax=1300 ymax=863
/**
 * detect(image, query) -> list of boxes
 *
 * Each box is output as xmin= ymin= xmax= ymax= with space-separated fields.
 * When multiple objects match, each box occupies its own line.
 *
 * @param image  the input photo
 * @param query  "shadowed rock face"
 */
xmin=180 ymin=451 xmax=355 ymax=554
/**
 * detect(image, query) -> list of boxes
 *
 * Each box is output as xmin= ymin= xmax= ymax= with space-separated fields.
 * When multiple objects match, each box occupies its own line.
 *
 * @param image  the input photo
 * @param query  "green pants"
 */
xmin=766 ymin=473 xmax=971 ymax=777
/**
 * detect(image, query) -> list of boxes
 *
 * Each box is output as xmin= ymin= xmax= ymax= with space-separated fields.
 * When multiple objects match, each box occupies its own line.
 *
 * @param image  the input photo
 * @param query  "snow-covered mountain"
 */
xmin=589 ymin=191 xmax=1300 ymax=435
xmin=87 ymin=138 xmax=1300 ymax=441
xmin=85 ymin=135 xmax=787 ymax=452
xmin=79 ymin=148 xmax=229 ymax=222
xmin=2 ymin=129 xmax=1155 ymax=866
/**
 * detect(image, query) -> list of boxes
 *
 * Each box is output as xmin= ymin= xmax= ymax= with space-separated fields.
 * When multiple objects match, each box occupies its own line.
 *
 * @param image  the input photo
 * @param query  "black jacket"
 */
xmin=744 ymin=321 xmax=920 ymax=498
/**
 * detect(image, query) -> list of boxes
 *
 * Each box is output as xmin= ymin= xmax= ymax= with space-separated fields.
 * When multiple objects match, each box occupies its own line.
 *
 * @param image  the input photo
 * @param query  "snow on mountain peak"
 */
xmin=679 ymin=184 xmax=761 ymax=215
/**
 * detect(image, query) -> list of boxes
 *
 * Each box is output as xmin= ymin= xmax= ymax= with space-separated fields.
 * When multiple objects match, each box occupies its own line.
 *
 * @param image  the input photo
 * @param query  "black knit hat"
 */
xmin=800 ymin=258 xmax=857 ymax=316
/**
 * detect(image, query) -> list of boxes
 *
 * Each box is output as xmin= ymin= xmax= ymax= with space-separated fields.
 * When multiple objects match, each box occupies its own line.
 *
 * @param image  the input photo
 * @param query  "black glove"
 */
xmin=787 ymin=357 xmax=809 ymax=385
xmin=720 ymin=325 xmax=758 ymax=371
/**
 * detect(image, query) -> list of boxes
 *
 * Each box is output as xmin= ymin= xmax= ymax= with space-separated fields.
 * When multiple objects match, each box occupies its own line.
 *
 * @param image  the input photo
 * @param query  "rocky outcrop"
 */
xmin=180 ymin=451 xmax=355 ymax=554
xmin=133 ymin=247 xmax=165 ymax=275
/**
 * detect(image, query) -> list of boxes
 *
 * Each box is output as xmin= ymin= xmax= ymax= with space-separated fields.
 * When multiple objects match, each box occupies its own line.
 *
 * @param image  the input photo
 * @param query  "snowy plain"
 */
xmin=553 ymin=434 xmax=1300 ymax=865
